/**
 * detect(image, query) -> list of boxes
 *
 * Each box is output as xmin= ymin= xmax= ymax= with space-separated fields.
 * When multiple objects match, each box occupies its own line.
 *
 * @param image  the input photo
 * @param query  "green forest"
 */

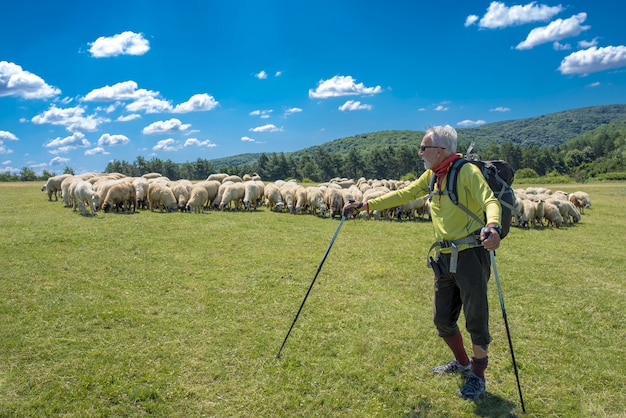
xmin=4 ymin=104 xmax=626 ymax=183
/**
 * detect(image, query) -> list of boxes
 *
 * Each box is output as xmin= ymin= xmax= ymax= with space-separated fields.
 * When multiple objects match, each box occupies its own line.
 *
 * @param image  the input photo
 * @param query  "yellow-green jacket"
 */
xmin=367 ymin=162 xmax=501 ymax=253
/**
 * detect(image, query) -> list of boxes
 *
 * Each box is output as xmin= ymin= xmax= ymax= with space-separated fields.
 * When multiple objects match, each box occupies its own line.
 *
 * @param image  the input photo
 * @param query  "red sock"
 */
xmin=443 ymin=331 xmax=470 ymax=366
xmin=471 ymin=356 xmax=488 ymax=379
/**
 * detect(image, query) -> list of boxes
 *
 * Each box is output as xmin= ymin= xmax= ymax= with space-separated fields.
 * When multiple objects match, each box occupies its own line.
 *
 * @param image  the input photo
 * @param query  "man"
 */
xmin=343 ymin=125 xmax=502 ymax=400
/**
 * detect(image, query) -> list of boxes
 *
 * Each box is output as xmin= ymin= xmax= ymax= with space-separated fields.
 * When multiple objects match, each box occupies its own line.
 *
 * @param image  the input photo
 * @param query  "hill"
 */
xmin=210 ymin=104 xmax=626 ymax=167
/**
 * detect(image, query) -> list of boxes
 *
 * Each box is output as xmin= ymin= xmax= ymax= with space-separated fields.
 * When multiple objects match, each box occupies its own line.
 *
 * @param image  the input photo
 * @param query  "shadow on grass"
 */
xmin=403 ymin=393 xmax=520 ymax=418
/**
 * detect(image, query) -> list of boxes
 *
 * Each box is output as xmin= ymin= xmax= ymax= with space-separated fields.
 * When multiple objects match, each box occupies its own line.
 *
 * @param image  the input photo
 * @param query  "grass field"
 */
xmin=1 ymin=181 xmax=625 ymax=417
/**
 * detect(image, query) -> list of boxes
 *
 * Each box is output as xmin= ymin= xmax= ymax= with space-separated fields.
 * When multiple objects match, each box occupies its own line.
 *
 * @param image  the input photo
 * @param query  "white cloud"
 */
xmin=435 ymin=105 xmax=449 ymax=111
xmin=587 ymin=81 xmax=601 ymax=87
xmin=45 ymin=132 xmax=91 ymax=153
xmin=152 ymin=138 xmax=180 ymax=152
xmin=338 ymin=100 xmax=372 ymax=111
xmin=579 ymin=38 xmax=599 ymax=48
xmin=117 ymin=114 xmax=141 ymax=122
xmin=85 ymin=147 xmax=110 ymax=156
xmin=172 ymin=93 xmax=219 ymax=113
xmin=516 ymin=13 xmax=590 ymax=50
xmin=558 ymin=45 xmax=626 ymax=75
xmin=142 ymin=118 xmax=191 ymax=135
xmin=84 ymin=81 xmax=218 ymax=114
xmin=0 ymin=130 xmax=18 ymax=141
xmin=89 ymin=31 xmax=150 ymax=58
xmin=183 ymin=138 xmax=216 ymax=148
xmin=490 ymin=107 xmax=511 ymax=112
xmin=249 ymin=124 xmax=283 ymax=133
xmin=241 ymin=136 xmax=255 ymax=142
xmin=284 ymin=107 xmax=302 ymax=116
xmin=0 ymin=143 xmax=13 ymax=154
xmin=49 ymin=156 xmax=70 ymax=166
xmin=32 ymin=105 xmax=107 ymax=132
xmin=308 ymin=75 xmax=383 ymax=99
xmin=97 ymin=133 xmax=130 ymax=146
xmin=275 ymin=71 xmax=283 ymax=77
xmin=457 ymin=119 xmax=487 ymax=127
xmin=83 ymin=80 xmax=149 ymax=101
xmin=255 ymin=70 xmax=268 ymax=79
xmin=250 ymin=109 xmax=273 ymax=119
xmin=0 ymin=61 xmax=61 ymax=99
xmin=475 ymin=1 xmax=563 ymax=29
xmin=465 ymin=15 xmax=479 ymax=27
xmin=553 ymin=42 xmax=572 ymax=51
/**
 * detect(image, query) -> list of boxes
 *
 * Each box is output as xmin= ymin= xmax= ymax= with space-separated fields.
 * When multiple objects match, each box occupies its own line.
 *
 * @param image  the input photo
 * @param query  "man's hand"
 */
xmin=342 ymin=200 xmax=363 ymax=217
xmin=480 ymin=226 xmax=501 ymax=251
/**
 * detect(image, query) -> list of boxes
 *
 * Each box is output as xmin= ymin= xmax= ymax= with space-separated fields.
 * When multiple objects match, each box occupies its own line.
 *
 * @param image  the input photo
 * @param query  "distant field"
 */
xmin=1 ymin=181 xmax=625 ymax=417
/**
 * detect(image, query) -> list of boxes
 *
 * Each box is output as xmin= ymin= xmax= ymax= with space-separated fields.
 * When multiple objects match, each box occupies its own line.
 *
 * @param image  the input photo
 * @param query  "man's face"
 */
xmin=419 ymin=134 xmax=446 ymax=169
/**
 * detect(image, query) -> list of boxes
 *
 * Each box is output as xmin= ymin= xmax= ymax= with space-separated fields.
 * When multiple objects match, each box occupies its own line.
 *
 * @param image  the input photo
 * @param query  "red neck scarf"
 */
xmin=432 ymin=153 xmax=461 ymax=199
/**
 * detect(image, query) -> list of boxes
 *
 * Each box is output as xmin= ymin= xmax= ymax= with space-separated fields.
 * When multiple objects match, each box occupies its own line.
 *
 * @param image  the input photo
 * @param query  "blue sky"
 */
xmin=1 ymin=1 xmax=625 ymax=175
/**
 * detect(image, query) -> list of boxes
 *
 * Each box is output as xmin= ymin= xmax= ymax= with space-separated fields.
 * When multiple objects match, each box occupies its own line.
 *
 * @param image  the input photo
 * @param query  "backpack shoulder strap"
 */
xmin=450 ymin=158 xmax=486 ymax=227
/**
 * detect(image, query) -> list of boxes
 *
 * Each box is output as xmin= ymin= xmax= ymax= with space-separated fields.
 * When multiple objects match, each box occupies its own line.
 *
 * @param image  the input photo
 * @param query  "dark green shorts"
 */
xmin=432 ymin=246 xmax=492 ymax=347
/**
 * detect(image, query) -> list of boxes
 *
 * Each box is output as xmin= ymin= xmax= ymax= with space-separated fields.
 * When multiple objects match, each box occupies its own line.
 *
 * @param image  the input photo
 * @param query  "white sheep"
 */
xmin=207 ymin=173 xmax=229 ymax=182
xmin=132 ymin=177 xmax=150 ymax=210
xmin=534 ymin=199 xmax=545 ymax=227
xmin=305 ymin=186 xmax=327 ymax=217
xmin=543 ymin=201 xmax=563 ymax=228
xmin=569 ymin=191 xmax=591 ymax=214
xmin=324 ymin=187 xmax=344 ymax=218
xmin=243 ymin=180 xmax=265 ymax=210
xmin=73 ymin=180 xmax=100 ymax=216
xmin=280 ymin=182 xmax=298 ymax=214
xmin=187 ymin=185 xmax=209 ymax=213
xmin=102 ymin=181 xmax=136 ymax=213
xmin=212 ymin=181 xmax=233 ymax=209
xmin=294 ymin=186 xmax=308 ymax=214
xmin=264 ymin=183 xmax=284 ymax=212
xmin=148 ymin=182 xmax=177 ymax=212
xmin=169 ymin=180 xmax=191 ymax=212
xmin=219 ymin=182 xmax=245 ymax=210
xmin=41 ymin=174 xmax=72 ymax=201
xmin=193 ymin=180 xmax=221 ymax=209
xmin=520 ymin=199 xmax=535 ymax=228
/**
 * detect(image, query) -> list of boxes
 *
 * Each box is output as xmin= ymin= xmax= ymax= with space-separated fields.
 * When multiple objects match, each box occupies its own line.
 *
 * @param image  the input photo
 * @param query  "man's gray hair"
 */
xmin=426 ymin=125 xmax=457 ymax=154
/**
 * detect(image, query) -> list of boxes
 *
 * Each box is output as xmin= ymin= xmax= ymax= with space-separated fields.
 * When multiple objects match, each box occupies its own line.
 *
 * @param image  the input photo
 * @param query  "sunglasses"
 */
xmin=419 ymin=145 xmax=446 ymax=152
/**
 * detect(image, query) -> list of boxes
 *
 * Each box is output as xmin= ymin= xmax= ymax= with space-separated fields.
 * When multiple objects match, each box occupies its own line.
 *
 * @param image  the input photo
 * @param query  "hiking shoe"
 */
xmin=432 ymin=359 xmax=471 ymax=375
xmin=458 ymin=372 xmax=486 ymax=400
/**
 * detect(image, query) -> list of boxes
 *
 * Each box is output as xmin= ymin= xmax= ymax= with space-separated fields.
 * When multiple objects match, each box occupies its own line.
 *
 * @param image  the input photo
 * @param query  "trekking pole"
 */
xmin=490 ymin=250 xmax=526 ymax=413
xmin=276 ymin=210 xmax=350 ymax=359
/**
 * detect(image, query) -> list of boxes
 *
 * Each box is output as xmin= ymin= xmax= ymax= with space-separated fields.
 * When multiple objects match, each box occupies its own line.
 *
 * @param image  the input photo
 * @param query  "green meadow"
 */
xmin=1 ymin=182 xmax=624 ymax=417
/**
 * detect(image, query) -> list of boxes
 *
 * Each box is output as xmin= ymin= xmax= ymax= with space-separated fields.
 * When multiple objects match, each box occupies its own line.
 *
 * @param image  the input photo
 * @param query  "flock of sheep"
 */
xmin=40 ymin=172 xmax=591 ymax=229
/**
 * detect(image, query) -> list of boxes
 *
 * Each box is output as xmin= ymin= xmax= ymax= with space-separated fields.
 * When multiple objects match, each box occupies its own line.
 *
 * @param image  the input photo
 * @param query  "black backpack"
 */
xmin=429 ymin=156 xmax=516 ymax=238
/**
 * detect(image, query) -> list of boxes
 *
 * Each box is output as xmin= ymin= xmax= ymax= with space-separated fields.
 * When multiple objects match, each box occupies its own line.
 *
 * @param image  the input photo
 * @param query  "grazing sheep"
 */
xmin=60 ymin=175 xmax=78 ymax=207
xmin=41 ymin=174 xmax=72 ymax=201
xmin=193 ymin=180 xmax=221 ymax=209
xmin=187 ymin=185 xmax=209 ymax=213
xmin=207 ymin=173 xmax=229 ymax=182
xmin=324 ymin=187 xmax=344 ymax=218
xmin=520 ymin=199 xmax=535 ymax=228
xmin=569 ymin=191 xmax=591 ymax=214
xmin=148 ymin=182 xmax=177 ymax=212
xmin=169 ymin=180 xmax=192 ymax=212
xmin=142 ymin=172 xmax=163 ymax=180
xmin=212 ymin=181 xmax=233 ymax=209
xmin=264 ymin=183 xmax=284 ymax=212
xmin=543 ymin=201 xmax=563 ymax=228
xmin=132 ymin=177 xmax=150 ymax=210
xmin=294 ymin=186 xmax=308 ymax=214
xmin=243 ymin=180 xmax=265 ymax=211
xmin=73 ymin=180 xmax=100 ymax=216
xmin=280 ymin=182 xmax=298 ymax=214
xmin=534 ymin=199 xmax=545 ymax=227
xmin=305 ymin=186 xmax=327 ymax=217
xmin=219 ymin=182 xmax=245 ymax=210
xmin=102 ymin=182 xmax=136 ymax=213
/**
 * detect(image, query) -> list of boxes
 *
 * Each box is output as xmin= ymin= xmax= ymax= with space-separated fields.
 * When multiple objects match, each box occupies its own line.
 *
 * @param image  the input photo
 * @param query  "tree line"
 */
xmin=3 ymin=121 xmax=625 ymax=183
